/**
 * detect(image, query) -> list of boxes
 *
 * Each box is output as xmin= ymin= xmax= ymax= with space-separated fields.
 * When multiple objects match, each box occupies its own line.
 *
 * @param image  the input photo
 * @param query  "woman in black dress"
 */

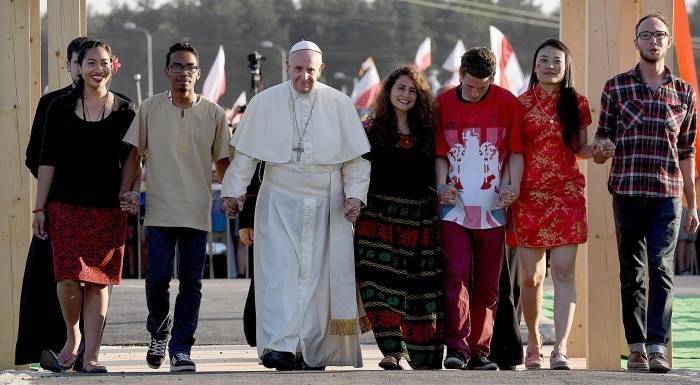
xmin=355 ymin=65 xmax=444 ymax=370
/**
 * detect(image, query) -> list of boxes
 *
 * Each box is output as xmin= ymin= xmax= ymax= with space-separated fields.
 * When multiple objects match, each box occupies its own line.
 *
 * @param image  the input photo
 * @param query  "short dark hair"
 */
xmin=67 ymin=36 xmax=89 ymax=62
xmin=460 ymin=47 xmax=497 ymax=79
xmin=166 ymin=42 xmax=199 ymax=67
xmin=635 ymin=13 xmax=670 ymax=35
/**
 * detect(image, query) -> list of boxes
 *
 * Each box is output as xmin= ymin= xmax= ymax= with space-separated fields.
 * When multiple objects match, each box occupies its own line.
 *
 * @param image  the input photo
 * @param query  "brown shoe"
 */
xmin=627 ymin=351 xmax=649 ymax=371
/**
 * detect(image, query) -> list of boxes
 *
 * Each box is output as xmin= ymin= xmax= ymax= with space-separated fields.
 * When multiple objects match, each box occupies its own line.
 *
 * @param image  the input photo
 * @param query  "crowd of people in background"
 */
xmin=14 ymin=12 xmax=696 ymax=376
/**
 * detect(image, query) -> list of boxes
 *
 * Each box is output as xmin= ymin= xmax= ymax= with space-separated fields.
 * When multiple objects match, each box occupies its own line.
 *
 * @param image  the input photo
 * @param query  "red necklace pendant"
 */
xmin=398 ymin=134 xmax=414 ymax=148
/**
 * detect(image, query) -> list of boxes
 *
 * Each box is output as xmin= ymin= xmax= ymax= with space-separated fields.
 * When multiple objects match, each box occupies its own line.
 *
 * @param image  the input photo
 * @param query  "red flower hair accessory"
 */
xmin=112 ymin=56 xmax=122 ymax=74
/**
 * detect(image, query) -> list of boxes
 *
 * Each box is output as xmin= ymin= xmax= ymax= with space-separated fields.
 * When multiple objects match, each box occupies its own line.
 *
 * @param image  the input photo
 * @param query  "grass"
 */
xmin=542 ymin=291 xmax=700 ymax=370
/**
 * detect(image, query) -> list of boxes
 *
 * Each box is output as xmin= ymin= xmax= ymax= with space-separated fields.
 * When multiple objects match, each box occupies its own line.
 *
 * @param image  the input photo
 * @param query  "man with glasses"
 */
xmin=119 ymin=42 xmax=231 ymax=372
xmin=593 ymin=14 xmax=697 ymax=373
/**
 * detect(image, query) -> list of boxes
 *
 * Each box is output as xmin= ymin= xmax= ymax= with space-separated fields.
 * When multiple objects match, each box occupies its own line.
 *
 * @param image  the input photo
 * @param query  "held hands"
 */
xmin=239 ymin=228 xmax=254 ymax=246
xmin=438 ymin=184 xmax=458 ymax=205
xmin=344 ymin=197 xmax=362 ymax=223
xmin=223 ymin=197 xmax=245 ymax=218
xmin=685 ymin=208 xmax=699 ymax=235
xmin=497 ymin=185 xmax=519 ymax=208
xmin=119 ymin=191 xmax=140 ymax=215
xmin=32 ymin=211 xmax=48 ymax=240
xmin=593 ymin=138 xmax=615 ymax=164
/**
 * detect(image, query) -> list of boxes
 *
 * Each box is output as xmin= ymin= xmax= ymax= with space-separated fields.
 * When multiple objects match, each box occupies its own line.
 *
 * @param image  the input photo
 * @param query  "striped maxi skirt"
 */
xmin=354 ymin=193 xmax=445 ymax=369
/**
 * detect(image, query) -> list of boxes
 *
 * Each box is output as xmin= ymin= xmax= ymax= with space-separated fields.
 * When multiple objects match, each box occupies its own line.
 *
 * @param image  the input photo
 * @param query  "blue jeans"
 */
xmin=145 ymin=226 xmax=207 ymax=355
xmin=612 ymin=195 xmax=680 ymax=349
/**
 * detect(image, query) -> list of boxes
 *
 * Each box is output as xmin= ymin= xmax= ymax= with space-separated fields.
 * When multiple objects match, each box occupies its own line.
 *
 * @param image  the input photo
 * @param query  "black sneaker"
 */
xmin=170 ymin=352 xmax=196 ymax=372
xmin=443 ymin=348 xmax=467 ymax=369
xmin=467 ymin=354 xmax=498 ymax=370
xmin=649 ymin=352 xmax=671 ymax=373
xmin=146 ymin=336 xmax=169 ymax=369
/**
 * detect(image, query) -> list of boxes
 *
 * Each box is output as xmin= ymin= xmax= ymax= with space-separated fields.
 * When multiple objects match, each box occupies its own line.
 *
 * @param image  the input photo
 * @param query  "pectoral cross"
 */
xmin=293 ymin=140 xmax=304 ymax=161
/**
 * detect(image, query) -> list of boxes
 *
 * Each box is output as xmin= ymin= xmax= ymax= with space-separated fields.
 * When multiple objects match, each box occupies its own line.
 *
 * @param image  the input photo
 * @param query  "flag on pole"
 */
xmin=229 ymin=91 xmax=247 ymax=125
xmin=352 ymin=57 xmax=381 ymax=110
xmin=414 ymin=37 xmax=432 ymax=72
xmin=202 ymin=45 xmax=226 ymax=103
xmin=489 ymin=26 xmax=525 ymax=95
xmin=442 ymin=39 xmax=466 ymax=73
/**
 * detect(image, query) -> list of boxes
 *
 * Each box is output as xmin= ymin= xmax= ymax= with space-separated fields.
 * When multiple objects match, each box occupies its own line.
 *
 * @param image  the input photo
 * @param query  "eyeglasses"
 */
xmin=168 ymin=63 xmax=199 ymax=73
xmin=636 ymin=31 xmax=670 ymax=41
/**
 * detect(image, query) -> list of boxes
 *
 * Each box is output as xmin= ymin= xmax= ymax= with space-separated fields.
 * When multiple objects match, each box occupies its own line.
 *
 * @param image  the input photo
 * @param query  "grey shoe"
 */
xmin=649 ymin=352 xmax=671 ymax=373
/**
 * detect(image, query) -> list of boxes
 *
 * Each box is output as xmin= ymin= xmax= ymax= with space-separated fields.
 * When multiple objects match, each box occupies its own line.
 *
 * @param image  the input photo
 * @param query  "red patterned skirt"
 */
xmin=47 ymin=202 xmax=127 ymax=285
xmin=506 ymin=180 xmax=588 ymax=248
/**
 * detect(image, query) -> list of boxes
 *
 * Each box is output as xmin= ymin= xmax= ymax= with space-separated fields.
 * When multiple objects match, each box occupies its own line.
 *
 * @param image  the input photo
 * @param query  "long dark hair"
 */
xmin=369 ymin=65 xmax=436 ymax=157
xmin=528 ymin=39 xmax=582 ymax=153
xmin=70 ymin=39 xmax=114 ymax=102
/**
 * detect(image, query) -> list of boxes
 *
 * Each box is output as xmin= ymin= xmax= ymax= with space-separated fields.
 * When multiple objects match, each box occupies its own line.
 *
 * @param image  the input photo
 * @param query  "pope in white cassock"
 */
xmin=221 ymin=40 xmax=371 ymax=370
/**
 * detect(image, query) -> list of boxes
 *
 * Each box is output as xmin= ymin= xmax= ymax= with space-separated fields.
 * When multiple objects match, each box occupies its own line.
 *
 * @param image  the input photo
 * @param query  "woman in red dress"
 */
xmin=507 ymin=39 xmax=593 ymax=370
xmin=32 ymin=39 xmax=135 ymax=373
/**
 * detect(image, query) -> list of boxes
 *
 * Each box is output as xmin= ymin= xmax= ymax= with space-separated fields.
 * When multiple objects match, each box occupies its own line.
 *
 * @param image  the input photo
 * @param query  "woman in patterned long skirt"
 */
xmin=32 ymin=39 xmax=135 ymax=373
xmin=355 ymin=65 xmax=444 ymax=370
xmin=507 ymin=39 xmax=593 ymax=370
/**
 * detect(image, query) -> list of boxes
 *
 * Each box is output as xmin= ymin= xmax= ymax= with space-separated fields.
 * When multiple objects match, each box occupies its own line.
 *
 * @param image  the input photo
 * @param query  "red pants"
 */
xmin=441 ymin=221 xmax=504 ymax=358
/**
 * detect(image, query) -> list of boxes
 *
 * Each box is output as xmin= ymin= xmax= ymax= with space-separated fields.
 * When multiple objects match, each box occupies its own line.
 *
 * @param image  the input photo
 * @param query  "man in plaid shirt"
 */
xmin=593 ymin=14 xmax=697 ymax=374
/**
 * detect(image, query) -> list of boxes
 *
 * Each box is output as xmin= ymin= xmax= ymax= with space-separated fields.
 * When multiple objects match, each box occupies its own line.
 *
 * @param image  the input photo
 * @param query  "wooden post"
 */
xmin=0 ymin=0 xmax=35 ymax=370
xmin=560 ymin=0 xmax=589 ymax=359
xmin=47 ymin=0 xmax=86 ymax=91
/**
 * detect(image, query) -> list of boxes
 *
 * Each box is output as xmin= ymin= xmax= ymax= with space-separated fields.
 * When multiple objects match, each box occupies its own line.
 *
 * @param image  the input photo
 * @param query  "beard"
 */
xmin=639 ymin=49 xmax=665 ymax=64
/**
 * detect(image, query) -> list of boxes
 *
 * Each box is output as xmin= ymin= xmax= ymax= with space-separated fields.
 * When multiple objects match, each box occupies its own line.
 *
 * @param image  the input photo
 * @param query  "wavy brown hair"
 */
xmin=369 ymin=65 xmax=436 ymax=157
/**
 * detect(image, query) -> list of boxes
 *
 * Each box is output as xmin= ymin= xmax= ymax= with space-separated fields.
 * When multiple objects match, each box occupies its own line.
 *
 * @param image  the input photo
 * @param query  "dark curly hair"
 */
xmin=528 ymin=39 xmax=582 ymax=153
xmin=369 ymin=65 xmax=436 ymax=157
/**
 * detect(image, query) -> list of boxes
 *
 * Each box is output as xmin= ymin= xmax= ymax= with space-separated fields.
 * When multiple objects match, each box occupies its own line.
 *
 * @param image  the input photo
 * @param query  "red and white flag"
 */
xmin=489 ymin=26 xmax=525 ymax=95
xmin=202 ymin=45 xmax=226 ymax=103
xmin=352 ymin=57 xmax=381 ymax=109
xmin=442 ymin=39 xmax=466 ymax=73
xmin=414 ymin=37 xmax=431 ymax=72
xmin=229 ymin=91 xmax=246 ymax=125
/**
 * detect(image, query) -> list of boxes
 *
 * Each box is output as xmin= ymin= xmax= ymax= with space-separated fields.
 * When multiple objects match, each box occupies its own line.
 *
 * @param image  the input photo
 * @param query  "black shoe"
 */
xmin=39 ymin=350 xmax=63 ymax=372
xmin=262 ymin=350 xmax=296 ymax=371
xmin=443 ymin=348 xmax=467 ymax=369
xmin=467 ymin=354 xmax=498 ymax=370
xmin=169 ymin=352 xmax=196 ymax=372
xmin=649 ymin=352 xmax=671 ymax=373
xmin=498 ymin=364 xmax=517 ymax=371
xmin=146 ymin=335 xmax=169 ymax=369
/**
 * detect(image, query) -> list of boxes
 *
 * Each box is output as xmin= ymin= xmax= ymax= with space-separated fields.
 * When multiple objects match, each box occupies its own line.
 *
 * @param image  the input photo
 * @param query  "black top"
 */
xmin=25 ymin=85 xmax=73 ymax=178
xmin=364 ymin=120 xmax=435 ymax=199
xmin=40 ymin=92 xmax=136 ymax=208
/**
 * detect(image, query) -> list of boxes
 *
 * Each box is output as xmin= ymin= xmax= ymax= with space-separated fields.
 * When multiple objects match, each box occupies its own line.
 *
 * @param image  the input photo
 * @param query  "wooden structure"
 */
xmin=0 ymin=0 xmax=682 ymax=370
xmin=0 ymin=0 xmax=86 ymax=369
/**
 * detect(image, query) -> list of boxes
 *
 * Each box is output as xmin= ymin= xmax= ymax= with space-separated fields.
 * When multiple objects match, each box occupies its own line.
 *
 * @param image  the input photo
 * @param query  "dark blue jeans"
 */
xmin=612 ymin=195 xmax=680 ymax=349
xmin=145 ymin=226 xmax=207 ymax=355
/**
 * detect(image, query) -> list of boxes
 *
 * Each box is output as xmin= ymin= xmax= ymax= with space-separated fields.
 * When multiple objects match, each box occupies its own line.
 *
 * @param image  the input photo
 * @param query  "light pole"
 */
xmin=260 ymin=40 xmax=287 ymax=83
xmin=124 ymin=21 xmax=153 ymax=98
xmin=134 ymin=73 xmax=143 ymax=105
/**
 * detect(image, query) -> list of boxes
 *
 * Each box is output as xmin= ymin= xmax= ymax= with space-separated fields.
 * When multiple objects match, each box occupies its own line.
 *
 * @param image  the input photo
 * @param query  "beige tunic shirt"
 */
xmin=123 ymin=92 xmax=231 ymax=231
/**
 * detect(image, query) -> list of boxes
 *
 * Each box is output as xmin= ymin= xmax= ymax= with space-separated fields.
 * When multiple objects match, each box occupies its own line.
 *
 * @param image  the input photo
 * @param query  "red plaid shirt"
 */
xmin=596 ymin=65 xmax=697 ymax=197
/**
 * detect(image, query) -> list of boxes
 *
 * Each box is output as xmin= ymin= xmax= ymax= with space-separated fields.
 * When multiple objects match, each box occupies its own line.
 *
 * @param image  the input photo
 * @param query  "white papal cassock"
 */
xmin=221 ymin=80 xmax=370 ymax=367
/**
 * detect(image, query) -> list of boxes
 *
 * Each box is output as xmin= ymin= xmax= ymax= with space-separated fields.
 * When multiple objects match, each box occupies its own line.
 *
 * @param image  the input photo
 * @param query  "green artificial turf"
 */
xmin=542 ymin=292 xmax=700 ymax=370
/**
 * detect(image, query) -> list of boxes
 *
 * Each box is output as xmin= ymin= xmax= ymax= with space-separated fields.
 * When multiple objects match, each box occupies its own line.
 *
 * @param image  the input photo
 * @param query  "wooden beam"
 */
xmin=584 ymin=0 xmax=643 ymax=369
xmin=560 ymin=0 xmax=589 ymax=359
xmin=47 ymin=0 xmax=84 ymax=91
xmin=0 ymin=0 xmax=34 ymax=370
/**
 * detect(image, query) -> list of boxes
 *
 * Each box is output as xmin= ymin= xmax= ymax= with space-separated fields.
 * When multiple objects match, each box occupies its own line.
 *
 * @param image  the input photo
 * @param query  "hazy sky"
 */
xmin=40 ymin=0 xmax=698 ymax=16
